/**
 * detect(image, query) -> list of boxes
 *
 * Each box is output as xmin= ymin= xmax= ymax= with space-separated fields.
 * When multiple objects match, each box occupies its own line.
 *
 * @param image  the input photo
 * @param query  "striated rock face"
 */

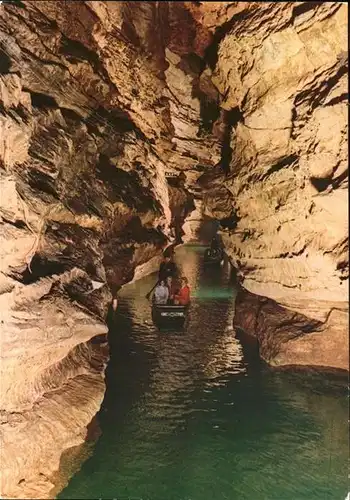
xmin=0 ymin=2 xmax=213 ymax=498
xmin=0 ymin=1 xmax=348 ymax=497
xmin=198 ymin=2 xmax=348 ymax=369
xmin=234 ymin=288 xmax=348 ymax=371
xmin=1 ymin=338 xmax=108 ymax=499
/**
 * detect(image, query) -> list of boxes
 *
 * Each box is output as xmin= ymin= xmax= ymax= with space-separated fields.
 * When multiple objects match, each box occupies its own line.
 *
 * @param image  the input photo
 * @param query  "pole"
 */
xmin=145 ymin=279 xmax=159 ymax=300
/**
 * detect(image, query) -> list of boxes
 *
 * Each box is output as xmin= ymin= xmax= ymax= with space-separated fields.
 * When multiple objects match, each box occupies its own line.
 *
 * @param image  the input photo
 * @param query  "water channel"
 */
xmin=59 ymin=244 xmax=348 ymax=500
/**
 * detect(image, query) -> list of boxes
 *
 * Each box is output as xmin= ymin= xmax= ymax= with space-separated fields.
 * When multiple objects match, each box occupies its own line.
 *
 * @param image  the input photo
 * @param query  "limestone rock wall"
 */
xmin=234 ymin=287 xmax=348 ymax=371
xmin=0 ymin=2 xmax=212 ymax=497
xmin=198 ymin=2 xmax=348 ymax=367
xmin=1 ymin=337 xmax=108 ymax=499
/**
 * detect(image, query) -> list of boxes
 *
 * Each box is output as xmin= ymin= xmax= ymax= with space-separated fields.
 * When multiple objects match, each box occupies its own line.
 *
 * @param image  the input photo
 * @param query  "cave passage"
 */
xmin=58 ymin=245 xmax=348 ymax=500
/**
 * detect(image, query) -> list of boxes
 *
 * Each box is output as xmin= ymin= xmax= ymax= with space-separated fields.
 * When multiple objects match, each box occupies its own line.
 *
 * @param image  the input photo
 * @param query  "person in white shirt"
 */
xmin=153 ymin=280 xmax=169 ymax=305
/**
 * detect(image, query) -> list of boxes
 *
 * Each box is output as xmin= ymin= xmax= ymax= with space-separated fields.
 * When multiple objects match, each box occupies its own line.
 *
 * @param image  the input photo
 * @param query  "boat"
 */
xmin=203 ymin=247 xmax=224 ymax=265
xmin=151 ymin=303 xmax=189 ymax=329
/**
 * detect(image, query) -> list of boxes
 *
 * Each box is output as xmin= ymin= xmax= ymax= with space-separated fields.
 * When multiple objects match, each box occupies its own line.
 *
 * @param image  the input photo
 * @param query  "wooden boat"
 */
xmin=152 ymin=303 xmax=189 ymax=329
xmin=203 ymin=247 xmax=224 ymax=265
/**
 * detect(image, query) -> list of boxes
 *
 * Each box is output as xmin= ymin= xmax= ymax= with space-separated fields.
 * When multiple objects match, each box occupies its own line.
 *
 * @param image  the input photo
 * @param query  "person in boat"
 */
xmin=174 ymin=276 xmax=191 ymax=306
xmin=106 ymin=293 xmax=119 ymax=328
xmin=205 ymin=238 xmax=217 ymax=259
xmin=207 ymin=236 xmax=223 ymax=260
xmin=210 ymin=236 xmax=220 ymax=253
xmin=166 ymin=275 xmax=179 ymax=304
xmin=112 ymin=296 xmax=118 ymax=311
xmin=153 ymin=279 xmax=169 ymax=305
xmin=158 ymin=254 xmax=177 ymax=282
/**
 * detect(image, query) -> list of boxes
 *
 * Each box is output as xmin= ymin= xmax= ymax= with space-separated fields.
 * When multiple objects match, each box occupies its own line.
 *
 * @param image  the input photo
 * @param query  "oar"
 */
xmin=145 ymin=279 xmax=159 ymax=300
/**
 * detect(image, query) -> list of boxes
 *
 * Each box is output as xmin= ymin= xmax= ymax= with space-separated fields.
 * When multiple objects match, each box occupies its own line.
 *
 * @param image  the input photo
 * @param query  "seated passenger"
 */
xmin=204 ymin=248 xmax=211 ymax=258
xmin=166 ymin=276 xmax=179 ymax=304
xmin=174 ymin=277 xmax=191 ymax=306
xmin=154 ymin=280 xmax=169 ymax=305
xmin=211 ymin=236 xmax=220 ymax=252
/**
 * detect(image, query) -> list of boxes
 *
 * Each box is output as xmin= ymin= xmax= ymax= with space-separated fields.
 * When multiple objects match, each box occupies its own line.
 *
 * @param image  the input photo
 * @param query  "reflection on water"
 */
xmin=59 ymin=244 xmax=348 ymax=500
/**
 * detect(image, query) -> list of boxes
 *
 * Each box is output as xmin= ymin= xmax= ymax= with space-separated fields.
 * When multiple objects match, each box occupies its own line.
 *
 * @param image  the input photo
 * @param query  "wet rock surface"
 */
xmin=0 ymin=2 xmax=206 ymax=497
xmin=198 ymin=2 xmax=348 ymax=367
xmin=234 ymin=287 xmax=348 ymax=371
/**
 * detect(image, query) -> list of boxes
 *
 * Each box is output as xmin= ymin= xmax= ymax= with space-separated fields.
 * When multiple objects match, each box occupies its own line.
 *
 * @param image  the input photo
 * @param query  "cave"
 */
xmin=0 ymin=2 xmax=348 ymax=499
xmin=29 ymin=92 xmax=58 ymax=110
xmin=8 ymin=254 xmax=68 ymax=285
xmin=0 ymin=48 xmax=12 ymax=73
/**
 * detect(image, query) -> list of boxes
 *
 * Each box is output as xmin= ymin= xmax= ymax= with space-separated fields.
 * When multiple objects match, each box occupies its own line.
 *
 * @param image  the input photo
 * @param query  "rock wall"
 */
xmin=198 ymin=2 xmax=348 ymax=369
xmin=1 ymin=336 xmax=109 ymax=499
xmin=0 ymin=2 xmax=216 ymax=497
xmin=234 ymin=287 xmax=348 ymax=371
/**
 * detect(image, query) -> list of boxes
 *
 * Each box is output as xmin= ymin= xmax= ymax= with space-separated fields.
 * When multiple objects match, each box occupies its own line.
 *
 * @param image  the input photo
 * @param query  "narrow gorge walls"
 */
xmin=197 ymin=1 xmax=348 ymax=370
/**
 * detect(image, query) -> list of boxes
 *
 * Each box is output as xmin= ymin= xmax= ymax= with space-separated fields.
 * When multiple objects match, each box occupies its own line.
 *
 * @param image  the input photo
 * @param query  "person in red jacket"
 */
xmin=174 ymin=277 xmax=191 ymax=306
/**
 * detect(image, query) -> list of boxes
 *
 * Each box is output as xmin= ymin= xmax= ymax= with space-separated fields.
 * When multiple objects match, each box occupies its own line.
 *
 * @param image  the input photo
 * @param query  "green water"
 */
xmin=59 ymin=244 xmax=348 ymax=500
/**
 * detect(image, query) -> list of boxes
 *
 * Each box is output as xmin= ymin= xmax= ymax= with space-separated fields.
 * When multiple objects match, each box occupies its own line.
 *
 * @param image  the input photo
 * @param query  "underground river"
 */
xmin=58 ymin=244 xmax=348 ymax=500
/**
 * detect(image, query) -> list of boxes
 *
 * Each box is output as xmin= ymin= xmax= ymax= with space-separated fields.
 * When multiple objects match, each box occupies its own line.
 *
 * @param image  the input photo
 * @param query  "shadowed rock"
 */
xmin=234 ymin=288 xmax=349 ymax=372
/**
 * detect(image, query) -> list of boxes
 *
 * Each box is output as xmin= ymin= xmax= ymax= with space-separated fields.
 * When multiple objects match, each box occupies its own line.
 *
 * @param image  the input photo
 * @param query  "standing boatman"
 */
xmin=146 ymin=250 xmax=178 ymax=301
xmin=158 ymin=254 xmax=178 ymax=282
